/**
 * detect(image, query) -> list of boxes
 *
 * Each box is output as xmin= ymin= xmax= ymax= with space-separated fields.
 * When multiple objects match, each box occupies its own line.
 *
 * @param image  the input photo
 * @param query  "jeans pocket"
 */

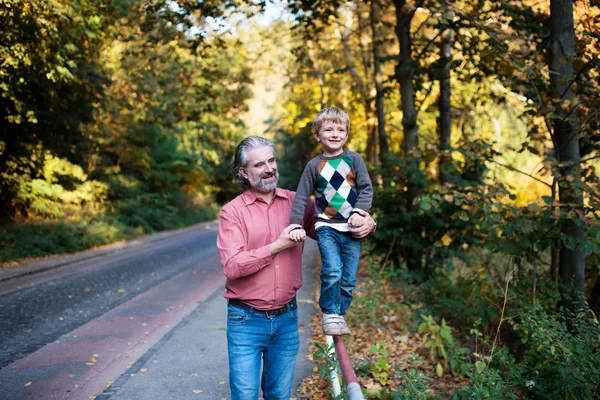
xmin=289 ymin=308 xmax=299 ymax=322
xmin=227 ymin=305 xmax=250 ymax=325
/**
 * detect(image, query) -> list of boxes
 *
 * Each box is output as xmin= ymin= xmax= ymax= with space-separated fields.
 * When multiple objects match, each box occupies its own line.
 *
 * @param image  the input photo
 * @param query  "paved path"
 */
xmin=0 ymin=222 xmax=320 ymax=400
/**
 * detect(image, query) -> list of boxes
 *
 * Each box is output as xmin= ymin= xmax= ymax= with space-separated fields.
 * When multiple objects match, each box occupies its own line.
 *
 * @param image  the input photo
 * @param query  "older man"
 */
xmin=217 ymin=136 xmax=375 ymax=400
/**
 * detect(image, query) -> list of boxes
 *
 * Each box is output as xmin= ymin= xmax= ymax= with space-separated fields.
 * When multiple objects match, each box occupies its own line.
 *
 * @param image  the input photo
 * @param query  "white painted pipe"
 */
xmin=346 ymin=381 xmax=365 ymax=400
xmin=326 ymin=335 xmax=342 ymax=397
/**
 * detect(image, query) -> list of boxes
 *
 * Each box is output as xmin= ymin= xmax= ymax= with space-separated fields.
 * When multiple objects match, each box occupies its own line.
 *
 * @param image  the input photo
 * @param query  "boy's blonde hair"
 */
xmin=313 ymin=107 xmax=350 ymax=135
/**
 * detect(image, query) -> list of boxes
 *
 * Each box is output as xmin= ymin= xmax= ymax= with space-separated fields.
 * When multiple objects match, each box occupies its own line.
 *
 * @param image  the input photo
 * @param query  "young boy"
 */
xmin=288 ymin=107 xmax=373 ymax=336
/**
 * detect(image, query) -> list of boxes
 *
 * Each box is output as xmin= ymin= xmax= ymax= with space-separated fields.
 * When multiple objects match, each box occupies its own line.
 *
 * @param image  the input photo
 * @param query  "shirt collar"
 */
xmin=242 ymin=187 xmax=289 ymax=205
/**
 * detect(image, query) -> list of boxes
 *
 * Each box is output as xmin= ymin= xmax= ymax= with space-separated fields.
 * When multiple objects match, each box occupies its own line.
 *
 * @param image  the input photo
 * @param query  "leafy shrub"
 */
xmin=15 ymin=153 xmax=108 ymax=218
xmin=510 ymin=309 xmax=600 ymax=399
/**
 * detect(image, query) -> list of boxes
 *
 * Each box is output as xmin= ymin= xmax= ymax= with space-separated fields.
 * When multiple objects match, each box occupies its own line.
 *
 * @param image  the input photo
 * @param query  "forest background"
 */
xmin=1 ymin=0 xmax=599 ymax=398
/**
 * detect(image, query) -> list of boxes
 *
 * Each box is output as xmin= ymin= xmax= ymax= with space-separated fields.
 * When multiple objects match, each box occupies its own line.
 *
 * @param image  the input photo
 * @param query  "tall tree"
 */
xmin=393 ymin=0 xmax=424 ymax=270
xmin=341 ymin=5 xmax=376 ymax=166
xmin=548 ymin=0 xmax=586 ymax=310
xmin=371 ymin=0 xmax=389 ymax=173
xmin=438 ymin=1 xmax=452 ymax=184
xmin=0 ymin=0 xmax=109 ymax=220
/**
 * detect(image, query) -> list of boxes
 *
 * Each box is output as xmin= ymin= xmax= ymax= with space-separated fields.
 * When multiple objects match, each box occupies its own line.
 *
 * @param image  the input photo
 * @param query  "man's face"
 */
xmin=240 ymin=145 xmax=279 ymax=193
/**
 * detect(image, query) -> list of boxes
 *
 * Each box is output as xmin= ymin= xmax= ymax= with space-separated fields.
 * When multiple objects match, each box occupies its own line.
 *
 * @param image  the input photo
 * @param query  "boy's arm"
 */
xmin=290 ymin=162 xmax=316 ymax=226
xmin=352 ymin=153 xmax=373 ymax=212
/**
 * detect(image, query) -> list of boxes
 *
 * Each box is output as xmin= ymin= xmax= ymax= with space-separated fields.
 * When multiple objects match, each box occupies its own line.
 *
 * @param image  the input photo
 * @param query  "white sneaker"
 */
xmin=322 ymin=314 xmax=343 ymax=336
xmin=337 ymin=315 xmax=351 ymax=335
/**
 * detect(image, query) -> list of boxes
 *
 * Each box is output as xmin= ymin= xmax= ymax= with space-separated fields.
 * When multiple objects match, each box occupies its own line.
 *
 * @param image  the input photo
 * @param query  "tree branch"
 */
xmin=489 ymin=159 xmax=552 ymax=188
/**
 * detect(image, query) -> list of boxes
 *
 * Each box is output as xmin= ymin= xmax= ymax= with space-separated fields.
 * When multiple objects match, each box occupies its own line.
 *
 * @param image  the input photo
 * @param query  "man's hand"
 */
xmin=348 ymin=209 xmax=376 ymax=238
xmin=348 ymin=213 xmax=366 ymax=227
xmin=269 ymin=225 xmax=303 ymax=256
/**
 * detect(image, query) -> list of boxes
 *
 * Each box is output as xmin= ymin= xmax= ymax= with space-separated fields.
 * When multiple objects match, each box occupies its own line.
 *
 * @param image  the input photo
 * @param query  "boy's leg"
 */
xmin=316 ymin=227 xmax=343 ymax=315
xmin=261 ymin=309 xmax=300 ymax=399
xmin=227 ymin=304 xmax=267 ymax=400
xmin=339 ymin=234 xmax=363 ymax=316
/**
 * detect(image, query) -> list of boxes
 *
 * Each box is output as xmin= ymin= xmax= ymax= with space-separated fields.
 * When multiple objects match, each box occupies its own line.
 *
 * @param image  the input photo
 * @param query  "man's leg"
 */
xmin=227 ymin=304 xmax=268 ymax=400
xmin=317 ymin=227 xmax=343 ymax=315
xmin=339 ymin=234 xmax=362 ymax=316
xmin=261 ymin=309 xmax=300 ymax=400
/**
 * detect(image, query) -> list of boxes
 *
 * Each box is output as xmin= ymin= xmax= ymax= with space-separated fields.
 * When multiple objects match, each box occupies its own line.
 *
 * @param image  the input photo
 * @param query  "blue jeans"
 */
xmin=316 ymin=227 xmax=362 ymax=316
xmin=227 ymin=302 xmax=299 ymax=400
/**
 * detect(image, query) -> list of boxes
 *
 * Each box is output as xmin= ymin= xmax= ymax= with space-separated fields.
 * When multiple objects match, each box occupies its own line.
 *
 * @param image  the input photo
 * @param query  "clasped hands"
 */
xmin=287 ymin=209 xmax=374 ymax=243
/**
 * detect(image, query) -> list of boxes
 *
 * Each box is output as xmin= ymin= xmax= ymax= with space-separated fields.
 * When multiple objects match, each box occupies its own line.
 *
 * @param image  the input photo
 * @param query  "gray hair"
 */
xmin=232 ymin=136 xmax=276 ymax=186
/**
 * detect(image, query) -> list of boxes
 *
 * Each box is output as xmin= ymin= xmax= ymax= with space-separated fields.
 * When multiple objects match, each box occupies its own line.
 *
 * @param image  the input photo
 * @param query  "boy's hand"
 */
xmin=288 ymin=226 xmax=306 ymax=242
xmin=348 ymin=213 xmax=366 ymax=227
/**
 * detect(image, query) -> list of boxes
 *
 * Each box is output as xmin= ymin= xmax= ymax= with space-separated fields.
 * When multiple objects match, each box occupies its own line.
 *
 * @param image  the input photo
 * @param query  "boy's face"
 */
xmin=314 ymin=120 xmax=348 ymax=157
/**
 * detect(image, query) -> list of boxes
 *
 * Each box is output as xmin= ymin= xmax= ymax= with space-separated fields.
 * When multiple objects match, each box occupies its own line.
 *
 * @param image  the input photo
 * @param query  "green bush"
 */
xmin=511 ymin=309 xmax=600 ymax=399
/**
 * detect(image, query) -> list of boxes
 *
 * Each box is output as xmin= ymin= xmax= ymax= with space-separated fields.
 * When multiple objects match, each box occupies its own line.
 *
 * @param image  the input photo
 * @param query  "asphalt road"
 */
xmin=0 ymin=221 xmax=320 ymax=400
xmin=0 ymin=223 xmax=220 ymax=370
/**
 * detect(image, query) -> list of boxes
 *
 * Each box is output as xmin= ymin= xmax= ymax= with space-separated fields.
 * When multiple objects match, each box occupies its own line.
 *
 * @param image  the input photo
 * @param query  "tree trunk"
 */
xmin=394 ymin=0 xmax=422 ymax=270
xmin=549 ymin=0 xmax=585 ymax=311
xmin=588 ymin=277 xmax=600 ymax=317
xmin=438 ymin=2 xmax=452 ymax=184
xmin=371 ymin=0 xmax=389 ymax=173
xmin=341 ymin=6 xmax=377 ymax=166
xmin=306 ymin=40 xmax=327 ymax=108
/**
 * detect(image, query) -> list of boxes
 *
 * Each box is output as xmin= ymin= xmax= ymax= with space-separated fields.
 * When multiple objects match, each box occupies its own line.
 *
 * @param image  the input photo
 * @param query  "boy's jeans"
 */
xmin=316 ymin=226 xmax=362 ymax=316
xmin=226 ymin=301 xmax=299 ymax=400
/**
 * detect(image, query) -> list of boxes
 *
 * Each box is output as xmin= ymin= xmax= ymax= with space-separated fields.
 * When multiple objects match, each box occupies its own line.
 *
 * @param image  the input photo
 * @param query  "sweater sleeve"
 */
xmin=290 ymin=161 xmax=316 ymax=225
xmin=352 ymin=153 xmax=373 ymax=211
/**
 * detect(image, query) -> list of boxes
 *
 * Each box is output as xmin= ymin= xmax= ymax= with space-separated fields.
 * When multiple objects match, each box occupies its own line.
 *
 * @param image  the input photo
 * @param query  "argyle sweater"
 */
xmin=290 ymin=150 xmax=372 ymax=231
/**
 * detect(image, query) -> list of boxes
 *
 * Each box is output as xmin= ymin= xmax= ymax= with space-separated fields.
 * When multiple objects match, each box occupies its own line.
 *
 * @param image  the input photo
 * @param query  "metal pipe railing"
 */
xmin=327 ymin=335 xmax=365 ymax=400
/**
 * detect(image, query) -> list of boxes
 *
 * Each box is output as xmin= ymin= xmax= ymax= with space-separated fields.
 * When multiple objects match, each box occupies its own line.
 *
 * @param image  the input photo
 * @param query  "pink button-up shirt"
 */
xmin=217 ymin=188 xmax=316 ymax=310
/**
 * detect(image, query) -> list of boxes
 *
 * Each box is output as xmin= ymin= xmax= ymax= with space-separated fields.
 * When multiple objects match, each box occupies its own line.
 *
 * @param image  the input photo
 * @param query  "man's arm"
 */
xmin=217 ymin=208 xmax=302 ymax=280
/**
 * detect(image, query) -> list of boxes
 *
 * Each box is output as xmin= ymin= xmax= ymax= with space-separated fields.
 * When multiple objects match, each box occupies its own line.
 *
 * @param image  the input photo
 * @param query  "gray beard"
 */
xmin=249 ymin=171 xmax=279 ymax=193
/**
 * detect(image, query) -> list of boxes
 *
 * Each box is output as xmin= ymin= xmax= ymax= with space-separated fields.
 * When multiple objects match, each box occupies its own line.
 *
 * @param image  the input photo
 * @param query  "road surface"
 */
xmin=0 ymin=221 xmax=319 ymax=400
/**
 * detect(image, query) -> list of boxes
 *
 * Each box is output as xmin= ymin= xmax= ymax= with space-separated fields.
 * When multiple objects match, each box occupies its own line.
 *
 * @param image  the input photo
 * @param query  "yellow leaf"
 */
xmin=192 ymin=389 xmax=203 ymax=394
xmin=140 ymin=368 xmax=148 ymax=373
xmin=441 ymin=234 xmax=452 ymax=246
xmin=219 ymin=381 xmax=225 ymax=385
xmin=436 ymin=363 xmax=444 ymax=378
xmin=497 ymin=230 xmax=503 ymax=238
xmin=24 ymin=382 xmax=32 ymax=387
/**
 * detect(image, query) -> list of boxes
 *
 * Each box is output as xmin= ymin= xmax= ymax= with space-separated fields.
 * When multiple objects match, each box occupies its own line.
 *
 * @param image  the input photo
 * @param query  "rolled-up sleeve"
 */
xmin=217 ymin=207 xmax=272 ymax=280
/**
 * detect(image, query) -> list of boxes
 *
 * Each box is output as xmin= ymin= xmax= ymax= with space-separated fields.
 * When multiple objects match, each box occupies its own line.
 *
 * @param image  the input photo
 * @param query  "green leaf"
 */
xmin=457 ymin=211 xmax=469 ymax=221
xmin=542 ymin=196 xmax=554 ymax=205
xmin=475 ymin=361 xmax=486 ymax=373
